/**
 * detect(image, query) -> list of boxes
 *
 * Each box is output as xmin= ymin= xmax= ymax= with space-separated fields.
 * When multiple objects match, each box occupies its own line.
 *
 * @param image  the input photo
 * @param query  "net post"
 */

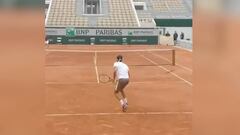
xmin=172 ymin=49 xmax=175 ymax=66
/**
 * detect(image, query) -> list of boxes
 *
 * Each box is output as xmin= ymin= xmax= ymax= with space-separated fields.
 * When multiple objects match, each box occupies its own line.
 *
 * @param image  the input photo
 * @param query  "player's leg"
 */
xmin=119 ymin=89 xmax=128 ymax=112
xmin=120 ymin=89 xmax=126 ymax=99
xmin=114 ymin=80 xmax=125 ymax=107
xmin=120 ymin=89 xmax=127 ymax=105
xmin=119 ymin=79 xmax=129 ymax=112
xmin=114 ymin=90 xmax=122 ymax=101
xmin=115 ymin=79 xmax=129 ymax=111
xmin=114 ymin=80 xmax=121 ymax=100
xmin=119 ymin=79 xmax=129 ymax=105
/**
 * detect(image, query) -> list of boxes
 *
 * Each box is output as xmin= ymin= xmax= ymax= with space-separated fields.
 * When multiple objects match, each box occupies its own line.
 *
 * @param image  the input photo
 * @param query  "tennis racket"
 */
xmin=99 ymin=74 xmax=114 ymax=83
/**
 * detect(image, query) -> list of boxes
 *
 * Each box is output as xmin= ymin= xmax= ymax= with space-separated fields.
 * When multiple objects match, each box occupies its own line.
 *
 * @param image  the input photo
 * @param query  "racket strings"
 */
xmin=99 ymin=74 xmax=113 ymax=83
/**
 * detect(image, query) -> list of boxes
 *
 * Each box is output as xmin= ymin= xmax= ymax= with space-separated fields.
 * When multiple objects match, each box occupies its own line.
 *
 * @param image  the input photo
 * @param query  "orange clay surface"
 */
xmin=45 ymin=45 xmax=192 ymax=135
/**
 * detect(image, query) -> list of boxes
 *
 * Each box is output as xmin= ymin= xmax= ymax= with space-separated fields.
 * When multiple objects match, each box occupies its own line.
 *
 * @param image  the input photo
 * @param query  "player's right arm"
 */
xmin=113 ymin=70 xmax=116 ymax=82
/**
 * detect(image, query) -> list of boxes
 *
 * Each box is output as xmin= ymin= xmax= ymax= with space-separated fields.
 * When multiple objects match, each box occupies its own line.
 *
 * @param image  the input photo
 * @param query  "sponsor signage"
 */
xmin=46 ymin=28 xmax=159 ymax=36
xmin=46 ymin=36 xmax=158 ymax=44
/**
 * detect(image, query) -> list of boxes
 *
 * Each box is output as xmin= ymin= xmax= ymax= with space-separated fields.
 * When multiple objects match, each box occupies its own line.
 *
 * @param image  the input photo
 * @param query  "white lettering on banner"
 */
xmin=46 ymin=28 xmax=159 ymax=36
xmin=46 ymin=30 xmax=59 ymax=35
xmin=76 ymin=29 xmax=90 ymax=35
xmin=131 ymin=39 xmax=147 ymax=42
xmin=96 ymin=29 xmax=122 ymax=36
xmin=68 ymin=39 xmax=86 ymax=42
xmin=99 ymin=39 xmax=117 ymax=42
xmin=132 ymin=30 xmax=154 ymax=35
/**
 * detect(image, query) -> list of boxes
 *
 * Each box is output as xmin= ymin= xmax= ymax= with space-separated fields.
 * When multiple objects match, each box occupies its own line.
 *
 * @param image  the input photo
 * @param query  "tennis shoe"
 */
xmin=122 ymin=103 xmax=128 ymax=112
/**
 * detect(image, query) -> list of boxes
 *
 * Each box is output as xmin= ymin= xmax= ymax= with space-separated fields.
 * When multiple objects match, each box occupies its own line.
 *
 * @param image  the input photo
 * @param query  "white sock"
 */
xmin=124 ymin=98 xmax=128 ymax=104
xmin=120 ymin=99 xmax=124 ymax=106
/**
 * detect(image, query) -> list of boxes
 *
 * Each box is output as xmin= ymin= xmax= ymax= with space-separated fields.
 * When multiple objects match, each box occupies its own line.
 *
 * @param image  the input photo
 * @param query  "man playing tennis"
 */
xmin=113 ymin=55 xmax=130 ymax=112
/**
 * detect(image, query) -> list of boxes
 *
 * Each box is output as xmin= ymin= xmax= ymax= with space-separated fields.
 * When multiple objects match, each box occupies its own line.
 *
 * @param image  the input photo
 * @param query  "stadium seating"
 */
xmin=45 ymin=0 xmax=191 ymax=27
xmin=133 ymin=0 xmax=190 ymax=14
xmin=46 ymin=0 xmax=89 ymax=27
xmin=46 ymin=0 xmax=139 ymax=27
xmin=97 ymin=0 xmax=139 ymax=27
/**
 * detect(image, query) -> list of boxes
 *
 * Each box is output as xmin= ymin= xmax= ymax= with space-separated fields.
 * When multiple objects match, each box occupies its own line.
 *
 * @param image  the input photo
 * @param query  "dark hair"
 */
xmin=116 ymin=55 xmax=123 ymax=62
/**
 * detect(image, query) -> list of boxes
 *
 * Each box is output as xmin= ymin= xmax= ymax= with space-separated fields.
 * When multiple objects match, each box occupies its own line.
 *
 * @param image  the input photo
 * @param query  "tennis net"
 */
xmin=46 ymin=48 xmax=175 ymax=66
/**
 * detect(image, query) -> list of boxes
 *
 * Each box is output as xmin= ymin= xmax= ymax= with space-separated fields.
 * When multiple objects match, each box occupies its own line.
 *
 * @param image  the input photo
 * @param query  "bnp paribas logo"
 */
xmin=66 ymin=27 xmax=76 ymax=37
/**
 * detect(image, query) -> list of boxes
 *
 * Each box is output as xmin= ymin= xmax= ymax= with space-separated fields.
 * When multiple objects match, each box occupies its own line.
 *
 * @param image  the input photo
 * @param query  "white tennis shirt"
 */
xmin=113 ymin=62 xmax=129 ymax=79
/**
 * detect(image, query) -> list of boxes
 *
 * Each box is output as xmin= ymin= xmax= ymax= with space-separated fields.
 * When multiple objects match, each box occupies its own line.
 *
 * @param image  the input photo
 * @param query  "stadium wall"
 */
xmin=46 ymin=27 xmax=159 ymax=45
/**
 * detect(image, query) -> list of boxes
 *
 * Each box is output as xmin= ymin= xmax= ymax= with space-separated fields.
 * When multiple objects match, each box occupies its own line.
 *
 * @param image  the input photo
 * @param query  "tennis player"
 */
xmin=113 ymin=55 xmax=130 ymax=112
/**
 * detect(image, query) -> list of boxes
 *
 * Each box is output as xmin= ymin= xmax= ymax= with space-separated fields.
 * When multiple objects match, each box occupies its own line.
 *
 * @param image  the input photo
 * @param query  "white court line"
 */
xmin=173 ymin=46 xmax=192 ymax=52
xmin=45 ymin=48 xmax=174 ymax=53
xmin=45 ymin=82 xmax=97 ymax=85
xmin=45 ymin=111 xmax=192 ymax=117
xmin=45 ymin=65 xmax=93 ymax=68
xmin=45 ymin=81 xmax=177 ymax=85
xmin=149 ymin=52 xmax=193 ymax=72
xmin=140 ymin=55 xmax=193 ymax=86
xmin=45 ymin=51 xmax=50 ymax=55
xmin=94 ymin=51 xmax=100 ymax=84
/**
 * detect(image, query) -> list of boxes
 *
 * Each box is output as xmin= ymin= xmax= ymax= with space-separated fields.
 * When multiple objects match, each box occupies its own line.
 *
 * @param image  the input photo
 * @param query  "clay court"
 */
xmin=45 ymin=45 xmax=192 ymax=135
